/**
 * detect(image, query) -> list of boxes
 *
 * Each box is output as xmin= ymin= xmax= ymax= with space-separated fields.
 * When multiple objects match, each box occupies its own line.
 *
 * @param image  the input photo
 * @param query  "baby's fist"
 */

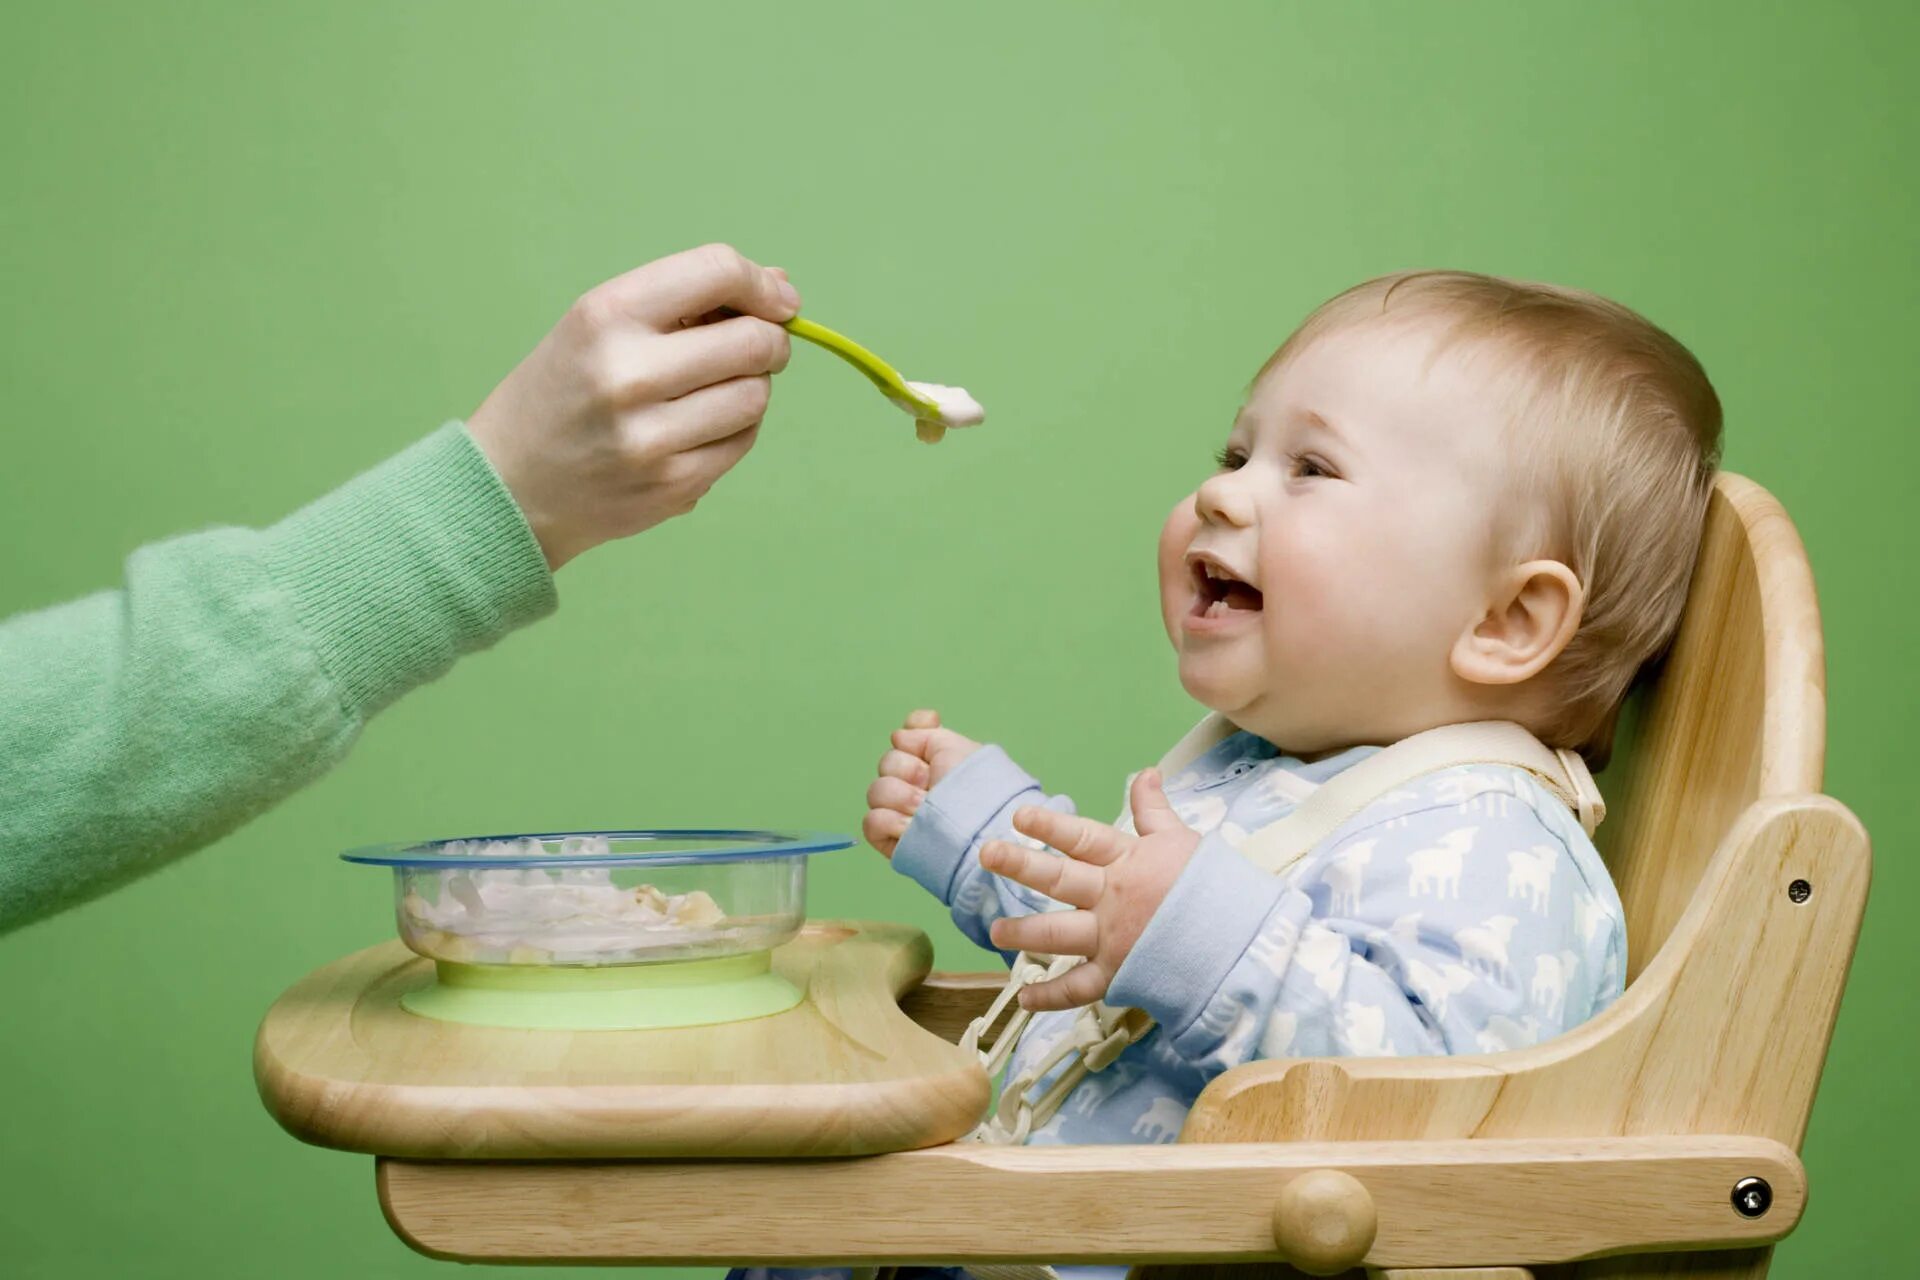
xmin=890 ymin=709 xmax=982 ymax=791
xmin=863 ymin=710 xmax=982 ymax=859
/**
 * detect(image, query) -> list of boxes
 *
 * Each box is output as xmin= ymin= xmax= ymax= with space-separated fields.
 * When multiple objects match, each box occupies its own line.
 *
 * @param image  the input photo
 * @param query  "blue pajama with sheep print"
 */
xmin=729 ymin=729 xmax=1627 ymax=1280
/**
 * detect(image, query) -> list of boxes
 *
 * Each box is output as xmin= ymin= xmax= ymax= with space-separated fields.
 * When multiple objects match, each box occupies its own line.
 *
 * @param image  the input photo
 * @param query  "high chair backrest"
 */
xmin=1168 ymin=472 xmax=1867 ymax=1280
xmin=1594 ymin=472 xmax=1826 ymax=982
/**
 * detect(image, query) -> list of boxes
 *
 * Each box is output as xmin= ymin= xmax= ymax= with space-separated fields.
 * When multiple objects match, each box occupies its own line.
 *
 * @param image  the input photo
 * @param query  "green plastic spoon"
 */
xmin=782 ymin=316 xmax=982 ymax=444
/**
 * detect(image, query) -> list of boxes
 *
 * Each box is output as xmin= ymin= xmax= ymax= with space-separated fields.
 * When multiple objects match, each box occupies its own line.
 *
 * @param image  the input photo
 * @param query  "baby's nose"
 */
xmin=1195 ymin=472 xmax=1255 ymax=527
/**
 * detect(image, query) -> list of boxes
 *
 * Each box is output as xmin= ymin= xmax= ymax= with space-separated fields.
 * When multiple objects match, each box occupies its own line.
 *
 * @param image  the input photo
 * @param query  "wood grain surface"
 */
xmin=255 ymin=919 xmax=991 ymax=1158
xmin=374 ymin=1134 xmax=1803 ymax=1268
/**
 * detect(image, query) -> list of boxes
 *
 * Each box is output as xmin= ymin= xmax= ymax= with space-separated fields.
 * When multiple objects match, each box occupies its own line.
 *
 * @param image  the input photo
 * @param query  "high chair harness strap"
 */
xmin=1232 ymin=718 xmax=1606 ymax=872
xmin=947 ymin=719 xmax=1604 ymax=1280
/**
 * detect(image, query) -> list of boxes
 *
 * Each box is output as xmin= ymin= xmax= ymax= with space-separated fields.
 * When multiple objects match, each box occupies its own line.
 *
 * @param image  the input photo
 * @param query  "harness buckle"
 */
xmin=1084 ymin=1025 xmax=1134 ymax=1072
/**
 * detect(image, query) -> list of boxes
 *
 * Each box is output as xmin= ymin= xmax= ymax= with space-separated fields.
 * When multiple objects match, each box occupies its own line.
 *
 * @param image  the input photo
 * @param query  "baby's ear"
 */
xmin=1450 ymin=560 xmax=1585 ymax=687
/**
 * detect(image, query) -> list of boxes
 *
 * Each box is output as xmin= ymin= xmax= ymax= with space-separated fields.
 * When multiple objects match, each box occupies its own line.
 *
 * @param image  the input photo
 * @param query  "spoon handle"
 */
xmin=783 ymin=316 xmax=937 ymax=416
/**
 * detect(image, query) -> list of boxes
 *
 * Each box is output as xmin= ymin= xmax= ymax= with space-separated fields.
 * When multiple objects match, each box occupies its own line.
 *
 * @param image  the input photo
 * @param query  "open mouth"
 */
xmin=1189 ymin=555 xmax=1264 ymax=619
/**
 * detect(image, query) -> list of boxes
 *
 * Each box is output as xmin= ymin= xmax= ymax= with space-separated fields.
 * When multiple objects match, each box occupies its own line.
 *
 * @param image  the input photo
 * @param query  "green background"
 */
xmin=2 ymin=2 xmax=1912 ymax=1276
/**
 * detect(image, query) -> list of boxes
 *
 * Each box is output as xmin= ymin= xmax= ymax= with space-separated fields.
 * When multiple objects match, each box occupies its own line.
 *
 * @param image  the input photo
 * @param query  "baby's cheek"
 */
xmin=1156 ymin=500 xmax=1198 ymax=643
xmin=1262 ymin=589 xmax=1326 ymax=663
xmin=1258 ymin=534 xmax=1351 ymax=658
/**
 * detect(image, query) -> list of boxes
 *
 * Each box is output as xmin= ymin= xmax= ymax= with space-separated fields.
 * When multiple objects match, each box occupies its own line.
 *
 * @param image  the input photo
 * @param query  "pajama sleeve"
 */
xmin=1107 ymin=791 xmax=1623 ymax=1076
xmin=890 ymin=744 xmax=1080 ymax=962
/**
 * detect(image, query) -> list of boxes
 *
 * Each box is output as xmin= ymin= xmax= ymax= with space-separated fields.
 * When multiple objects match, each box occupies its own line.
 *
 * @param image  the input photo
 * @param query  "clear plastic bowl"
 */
xmin=341 ymin=829 xmax=849 ymax=969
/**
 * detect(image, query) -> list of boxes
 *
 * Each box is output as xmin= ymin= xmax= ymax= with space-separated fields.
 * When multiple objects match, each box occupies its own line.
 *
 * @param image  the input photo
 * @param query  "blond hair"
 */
xmin=1261 ymin=271 xmax=1723 ymax=767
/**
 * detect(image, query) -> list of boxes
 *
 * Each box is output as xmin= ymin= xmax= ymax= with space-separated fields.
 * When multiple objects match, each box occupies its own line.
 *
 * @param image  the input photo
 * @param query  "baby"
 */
xmin=729 ymin=270 xmax=1721 ymax=1280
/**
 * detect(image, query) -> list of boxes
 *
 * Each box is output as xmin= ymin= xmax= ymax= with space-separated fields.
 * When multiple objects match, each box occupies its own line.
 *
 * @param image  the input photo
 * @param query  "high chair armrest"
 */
xmin=376 ymin=1134 xmax=1801 ymax=1272
xmin=899 ymin=969 xmax=1009 ymax=1046
xmin=1179 ymin=795 xmax=1870 ymax=1152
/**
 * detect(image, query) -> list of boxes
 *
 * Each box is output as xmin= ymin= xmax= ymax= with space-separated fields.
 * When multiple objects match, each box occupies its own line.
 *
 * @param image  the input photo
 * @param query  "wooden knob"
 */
xmin=1272 ymin=1167 xmax=1377 ymax=1275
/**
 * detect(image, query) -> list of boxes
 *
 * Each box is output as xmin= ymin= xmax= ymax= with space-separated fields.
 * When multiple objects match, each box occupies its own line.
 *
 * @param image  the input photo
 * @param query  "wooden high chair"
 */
xmin=310 ymin=474 xmax=1869 ymax=1279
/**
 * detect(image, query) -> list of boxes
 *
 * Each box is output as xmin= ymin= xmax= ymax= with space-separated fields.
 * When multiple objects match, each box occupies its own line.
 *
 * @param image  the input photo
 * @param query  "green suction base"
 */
xmin=400 ymin=949 xmax=802 ymax=1030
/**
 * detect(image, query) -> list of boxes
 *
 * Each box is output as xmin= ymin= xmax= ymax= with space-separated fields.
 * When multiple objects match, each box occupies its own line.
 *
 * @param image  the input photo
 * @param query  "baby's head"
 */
xmin=1157 ymin=270 xmax=1722 ymax=767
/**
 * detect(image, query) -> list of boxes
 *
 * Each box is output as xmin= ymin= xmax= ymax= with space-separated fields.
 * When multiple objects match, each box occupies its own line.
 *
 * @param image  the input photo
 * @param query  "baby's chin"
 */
xmin=1174 ymin=651 xmax=1271 ymax=722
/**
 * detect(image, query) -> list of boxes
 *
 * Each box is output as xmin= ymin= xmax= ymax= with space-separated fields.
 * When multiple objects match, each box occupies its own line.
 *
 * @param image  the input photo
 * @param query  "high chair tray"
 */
xmin=254 ymin=920 xmax=990 ymax=1159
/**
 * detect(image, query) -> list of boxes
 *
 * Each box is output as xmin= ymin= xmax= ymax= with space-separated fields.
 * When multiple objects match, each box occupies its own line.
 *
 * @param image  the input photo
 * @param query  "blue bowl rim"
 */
xmin=340 ymin=828 xmax=854 ymax=868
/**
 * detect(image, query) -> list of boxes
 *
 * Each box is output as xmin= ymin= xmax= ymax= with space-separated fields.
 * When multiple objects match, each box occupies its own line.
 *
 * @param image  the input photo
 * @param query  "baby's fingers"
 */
xmin=892 ymin=727 xmax=937 ymax=759
xmin=990 ymin=909 xmax=1098 ymax=959
xmin=1017 ymin=959 xmax=1111 ymax=1012
xmin=877 ymin=748 xmax=930 ymax=787
xmin=1128 ymin=767 xmax=1186 ymax=836
xmin=867 ymin=775 xmax=925 ymax=816
xmin=1012 ymin=806 xmax=1128 ymax=867
xmin=981 ymin=838 xmax=1103 ymax=909
xmin=863 ymin=808 xmax=910 ymax=859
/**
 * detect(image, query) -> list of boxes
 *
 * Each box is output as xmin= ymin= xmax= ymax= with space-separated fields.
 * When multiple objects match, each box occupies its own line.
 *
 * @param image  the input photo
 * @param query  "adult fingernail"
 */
xmin=776 ymin=277 xmax=801 ymax=312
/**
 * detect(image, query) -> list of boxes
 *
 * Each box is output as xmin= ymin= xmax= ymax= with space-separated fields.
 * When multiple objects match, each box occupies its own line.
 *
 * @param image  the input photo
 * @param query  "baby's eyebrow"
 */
xmin=1298 ymin=408 xmax=1353 ymax=450
xmin=1232 ymin=406 xmax=1356 ymax=455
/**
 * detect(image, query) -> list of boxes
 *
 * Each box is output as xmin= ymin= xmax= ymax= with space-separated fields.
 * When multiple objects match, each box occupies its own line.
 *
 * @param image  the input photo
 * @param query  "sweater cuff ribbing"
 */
xmin=262 ymin=422 xmax=556 ymax=718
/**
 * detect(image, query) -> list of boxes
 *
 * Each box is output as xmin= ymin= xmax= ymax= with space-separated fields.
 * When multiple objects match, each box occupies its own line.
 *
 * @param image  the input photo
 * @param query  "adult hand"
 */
xmin=981 ymin=768 xmax=1201 ymax=1011
xmin=864 ymin=709 xmax=984 ymax=859
xmin=467 ymin=243 xmax=802 ymax=570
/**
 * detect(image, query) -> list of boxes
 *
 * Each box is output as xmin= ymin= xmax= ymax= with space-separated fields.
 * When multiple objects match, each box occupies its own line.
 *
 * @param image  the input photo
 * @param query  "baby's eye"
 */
xmin=1289 ymin=452 xmax=1335 ymax=480
xmin=1212 ymin=445 xmax=1247 ymax=471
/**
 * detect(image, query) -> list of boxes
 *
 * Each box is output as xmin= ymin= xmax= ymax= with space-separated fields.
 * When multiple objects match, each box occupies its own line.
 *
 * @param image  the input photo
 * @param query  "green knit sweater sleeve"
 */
xmin=0 ymin=422 xmax=557 ymax=933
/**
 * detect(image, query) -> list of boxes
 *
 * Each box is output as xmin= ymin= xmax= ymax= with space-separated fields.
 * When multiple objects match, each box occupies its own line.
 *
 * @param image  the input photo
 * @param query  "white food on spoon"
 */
xmin=903 ymin=380 xmax=985 ymax=428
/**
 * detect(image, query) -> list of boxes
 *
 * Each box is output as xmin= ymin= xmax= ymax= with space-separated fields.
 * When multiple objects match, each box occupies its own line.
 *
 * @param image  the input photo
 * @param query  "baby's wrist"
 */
xmin=893 ymin=746 xmax=1040 ymax=902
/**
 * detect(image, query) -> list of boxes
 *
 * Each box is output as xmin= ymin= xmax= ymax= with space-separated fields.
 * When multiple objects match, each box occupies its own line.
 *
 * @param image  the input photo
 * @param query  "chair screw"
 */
xmin=1787 ymin=879 xmax=1812 ymax=903
xmin=1732 ymin=1176 xmax=1772 ymax=1218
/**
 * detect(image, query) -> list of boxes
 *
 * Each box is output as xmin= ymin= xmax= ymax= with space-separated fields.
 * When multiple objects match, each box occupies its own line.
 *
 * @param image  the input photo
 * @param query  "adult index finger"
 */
xmin=649 ymin=315 xmax=792 ymax=401
xmin=591 ymin=243 xmax=801 ymax=333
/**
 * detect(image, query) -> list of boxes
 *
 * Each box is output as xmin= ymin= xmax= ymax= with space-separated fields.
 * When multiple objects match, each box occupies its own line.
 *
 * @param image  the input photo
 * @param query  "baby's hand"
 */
xmin=863 ymin=709 xmax=982 ymax=859
xmin=980 ymin=769 xmax=1200 ymax=1011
